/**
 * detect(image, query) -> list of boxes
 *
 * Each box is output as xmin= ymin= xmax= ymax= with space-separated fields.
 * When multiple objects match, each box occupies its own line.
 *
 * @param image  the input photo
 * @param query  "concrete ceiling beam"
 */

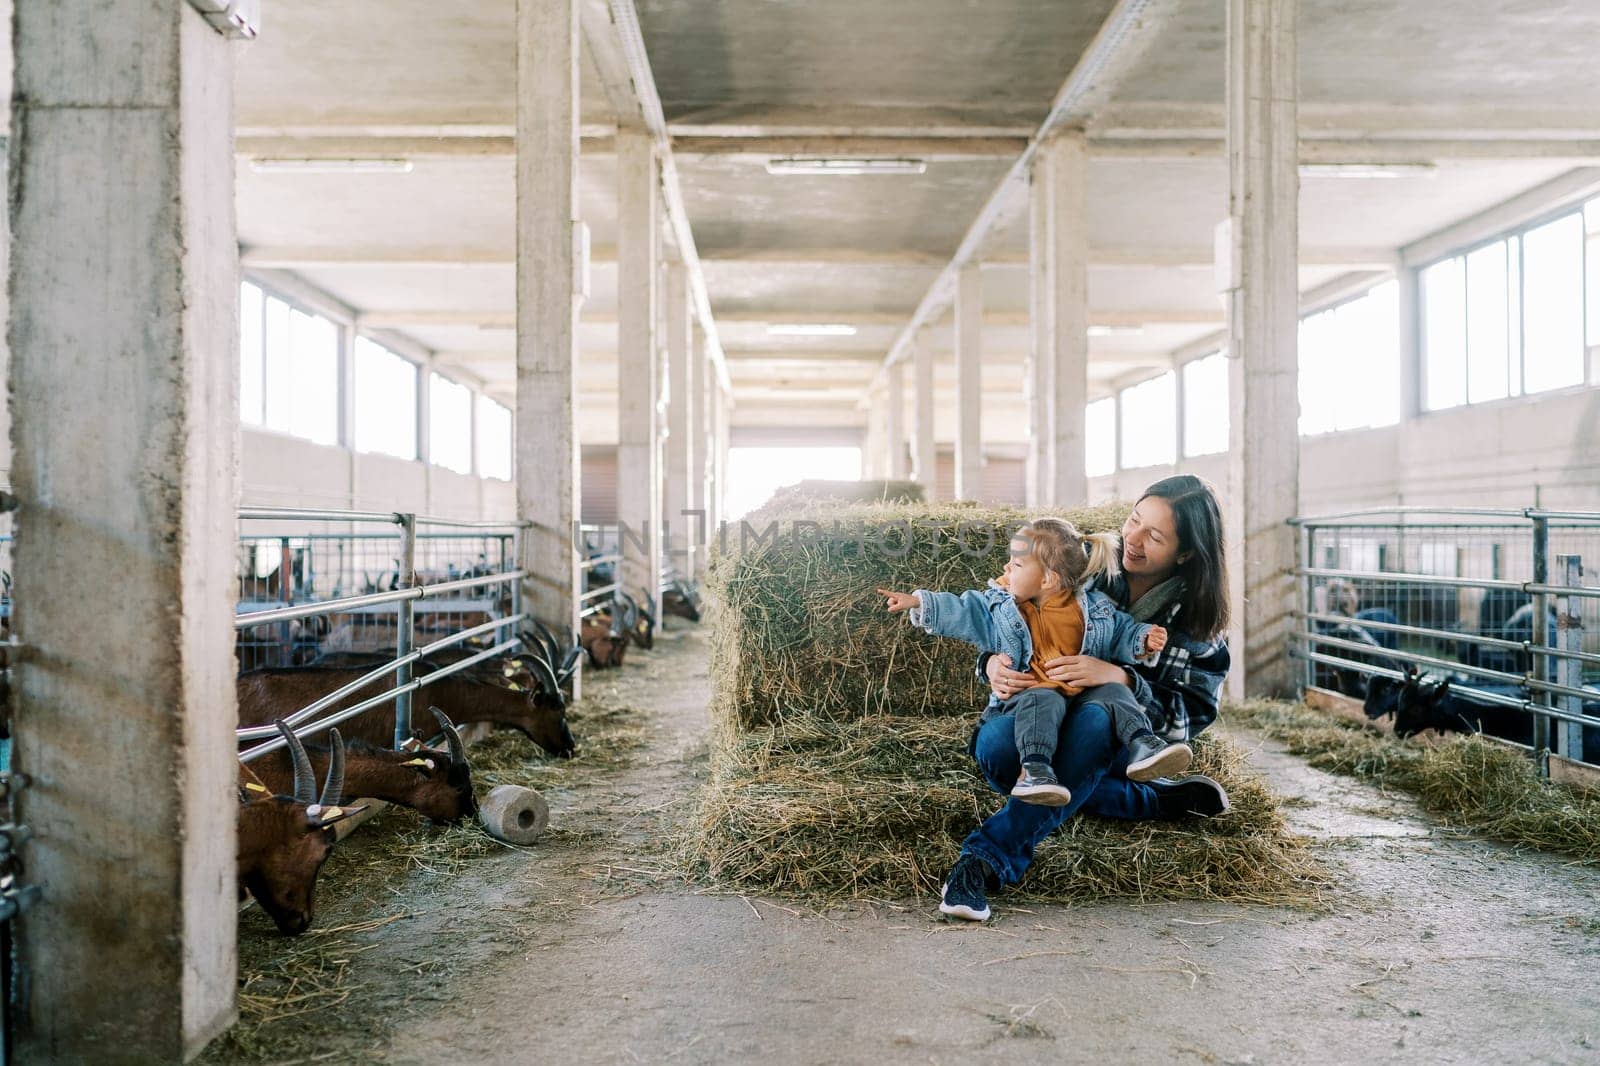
xmin=1090 ymin=135 xmax=1600 ymax=163
xmin=363 ymin=308 xmax=1221 ymax=331
xmin=672 ymin=136 xmax=1029 ymax=161
xmin=869 ymin=0 xmax=1183 ymax=390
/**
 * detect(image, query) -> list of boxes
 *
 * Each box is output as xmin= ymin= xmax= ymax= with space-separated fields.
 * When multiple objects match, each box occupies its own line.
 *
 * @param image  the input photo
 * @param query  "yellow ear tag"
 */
xmin=245 ymin=782 xmax=268 ymax=793
xmin=320 ymin=806 xmax=344 ymax=820
xmin=401 ymin=758 xmax=430 ymax=767
xmin=505 ymin=681 xmax=521 ymax=692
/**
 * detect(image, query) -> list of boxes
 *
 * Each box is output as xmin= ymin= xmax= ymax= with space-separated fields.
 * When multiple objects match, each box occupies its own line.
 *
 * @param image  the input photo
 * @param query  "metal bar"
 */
xmin=235 ymin=655 xmax=419 ymax=740
xmin=413 ymin=570 xmax=528 ymax=599
xmin=1297 ymin=522 xmax=1314 ymax=697
xmin=579 ymin=583 xmax=620 ymax=603
xmin=394 ymin=514 xmax=418 ymax=749
xmin=1532 ymin=516 xmax=1552 ymax=765
xmin=582 ymin=553 xmax=623 ymax=569
xmin=411 ymin=515 xmax=531 ymax=530
xmin=237 ymin=680 xmax=423 ymax=762
xmin=234 ymin=586 xmax=417 ymax=628
xmin=1556 ymin=554 xmax=1586 ymax=759
xmin=1294 ymin=610 xmax=1527 ymax=651
xmin=505 ymin=529 xmax=520 ymax=650
xmin=1522 ymin=582 xmax=1600 ymax=598
xmin=413 ymin=613 xmax=529 ymax=658
xmin=1523 ymin=676 xmax=1599 ymax=704
xmin=238 ymin=506 xmax=401 ymax=524
xmin=1296 ymin=566 xmax=1524 ymax=592
xmin=412 ymin=637 xmax=523 ymax=691
xmin=1290 ymin=648 xmax=1597 ymax=728
xmin=1287 ymin=507 xmax=1531 ymax=524
xmin=1525 ymin=510 xmax=1600 ymax=521
xmin=1293 ymin=631 xmax=1528 ymax=686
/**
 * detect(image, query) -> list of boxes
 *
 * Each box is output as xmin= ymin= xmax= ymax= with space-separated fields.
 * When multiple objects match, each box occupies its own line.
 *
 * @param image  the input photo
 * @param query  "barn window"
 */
xmin=429 ymin=372 xmax=474 ymax=475
xmin=1084 ymin=397 xmax=1116 ymax=477
xmin=1521 ymin=212 xmax=1585 ymax=394
xmin=353 ymin=338 xmax=419 ymax=460
xmin=240 ymin=281 xmax=265 ymax=426
xmin=1181 ymin=350 xmax=1228 ymax=457
xmin=476 ymin=395 xmax=512 ymax=481
xmin=1299 ymin=281 xmax=1400 ymax=435
xmin=1118 ymin=372 xmax=1176 ymax=469
xmin=1422 ymin=256 xmax=1468 ymax=411
xmin=288 ymin=309 xmax=339 ymax=446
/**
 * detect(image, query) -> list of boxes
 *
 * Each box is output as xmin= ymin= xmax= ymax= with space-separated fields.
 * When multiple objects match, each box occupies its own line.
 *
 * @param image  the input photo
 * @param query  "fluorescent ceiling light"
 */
xmin=765 ymin=323 xmax=860 ymax=337
xmin=1297 ymin=162 xmax=1435 ymax=179
xmin=765 ymin=158 xmax=927 ymax=176
xmin=249 ymin=158 xmax=414 ymax=174
xmin=1088 ymin=325 xmax=1145 ymax=337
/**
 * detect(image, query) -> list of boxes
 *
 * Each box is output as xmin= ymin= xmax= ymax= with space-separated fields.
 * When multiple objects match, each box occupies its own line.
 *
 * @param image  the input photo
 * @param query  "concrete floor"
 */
xmin=211 ymin=625 xmax=1600 ymax=1065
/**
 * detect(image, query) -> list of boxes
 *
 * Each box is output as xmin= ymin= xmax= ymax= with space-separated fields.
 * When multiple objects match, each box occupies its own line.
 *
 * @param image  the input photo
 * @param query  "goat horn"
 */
xmin=320 ymin=728 xmax=346 ymax=808
xmin=275 ymin=720 xmax=317 ymax=804
xmin=430 ymin=706 xmax=467 ymax=766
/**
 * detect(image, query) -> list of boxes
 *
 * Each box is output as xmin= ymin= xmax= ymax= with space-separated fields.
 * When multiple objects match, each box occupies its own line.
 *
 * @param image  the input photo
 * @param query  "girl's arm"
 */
xmin=888 ymin=587 xmax=1001 ymax=649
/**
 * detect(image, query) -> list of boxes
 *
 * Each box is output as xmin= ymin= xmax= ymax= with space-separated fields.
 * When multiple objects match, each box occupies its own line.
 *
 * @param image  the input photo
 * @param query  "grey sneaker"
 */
xmin=1011 ymin=759 xmax=1072 ymax=806
xmin=1126 ymin=731 xmax=1193 ymax=782
xmin=939 ymin=854 xmax=993 ymax=921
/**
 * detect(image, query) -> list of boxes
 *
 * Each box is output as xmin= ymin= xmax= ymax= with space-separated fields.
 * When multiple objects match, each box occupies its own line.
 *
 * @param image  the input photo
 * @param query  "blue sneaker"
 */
xmin=939 ymin=854 xmax=993 ymax=921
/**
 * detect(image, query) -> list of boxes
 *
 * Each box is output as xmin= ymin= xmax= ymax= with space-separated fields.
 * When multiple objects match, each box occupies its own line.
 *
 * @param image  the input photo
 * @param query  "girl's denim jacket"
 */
xmin=907 ymin=581 xmax=1159 ymax=722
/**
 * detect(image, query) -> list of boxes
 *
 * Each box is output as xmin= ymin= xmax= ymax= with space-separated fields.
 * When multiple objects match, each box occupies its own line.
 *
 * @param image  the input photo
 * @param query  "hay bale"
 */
xmin=705 ymin=499 xmax=1130 ymax=730
xmin=755 ymin=479 xmax=924 ymax=516
xmin=685 ymin=717 xmax=1323 ymax=904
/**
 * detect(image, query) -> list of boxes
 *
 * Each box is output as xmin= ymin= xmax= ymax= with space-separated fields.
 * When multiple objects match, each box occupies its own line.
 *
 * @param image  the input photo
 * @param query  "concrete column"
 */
xmin=1042 ymin=131 xmax=1090 ymax=507
xmin=664 ymin=264 xmax=695 ymax=581
xmin=1026 ymin=162 xmax=1053 ymax=508
xmin=9 ymin=4 xmax=239 ymax=1058
xmin=911 ymin=330 xmax=937 ymax=499
xmin=516 ymin=0 xmax=582 ymax=681
xmin=616 ymin=132 xmax=661 ymax=606
xmin=692 ymin=325 xmax=712 ymax=578
xmin=885 ymin=360 xmax=907 ymax=480
xmin=715 ymin=383 xmax=732 ymax=523
xmin=1396 ymin=266 xmax=1422 ymax=422
xmin=955 ymin=264 xmax=983 ymax=500
xmin=1223 ymin=0 xmax=1300 ymax=698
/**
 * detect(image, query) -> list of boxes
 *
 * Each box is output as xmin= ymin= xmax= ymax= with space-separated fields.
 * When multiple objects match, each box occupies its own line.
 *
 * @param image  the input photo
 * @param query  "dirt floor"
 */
xmin=204 ymin=625 xmax=1600 ymax=1066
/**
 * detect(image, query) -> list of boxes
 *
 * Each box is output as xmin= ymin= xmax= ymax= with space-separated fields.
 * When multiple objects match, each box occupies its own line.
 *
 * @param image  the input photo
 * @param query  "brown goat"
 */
xmin=237 ymin=723 xmax=364 ymax=935
xmin=580 ymin=615 xmax=628 ymax=668
xmin=237 ymin=661 xmax=575 ymax=757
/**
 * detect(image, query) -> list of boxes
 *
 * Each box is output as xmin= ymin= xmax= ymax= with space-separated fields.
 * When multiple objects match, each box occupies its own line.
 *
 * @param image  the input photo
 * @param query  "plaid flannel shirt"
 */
xmin=975 ymin=572 xmax=1230 ymax=743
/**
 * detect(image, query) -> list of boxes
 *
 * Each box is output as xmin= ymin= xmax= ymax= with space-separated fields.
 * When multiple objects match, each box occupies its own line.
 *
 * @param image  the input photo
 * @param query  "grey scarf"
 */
xmin=1125 ymin=575 xmax=1186 ymax=625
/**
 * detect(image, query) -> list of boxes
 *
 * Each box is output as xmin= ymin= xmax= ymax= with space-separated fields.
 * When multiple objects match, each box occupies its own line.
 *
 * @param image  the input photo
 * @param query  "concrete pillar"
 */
xmin=692 ymin=325 xmax=712 ymax=579
xmin=516 ymin=0 xmax=582 ymax=681
xmin=9 ymin=4 xmax=239 ymax=1058
xmin=616 ymin=132 xmax=661 ymax=606
xmin=955 ymin=264 xmax=984 ymax=500
xmin=1026 ymin=162 xmax=1053 ymax=508
xmin=1396 ymin=266 xmax=1422 ymax=422
xmin=664 ymin=265 xmax=694 ymax=581
xmin=911 ymin=331 xmax=937 ymax=498
xmin=885 ymin=361 xmax=907 ymax=480
xmin=1223 ymin=0 xmax=1300 ymax=698
xmin=1040 ymin=131 xmax=1089 ymax=507
xmin=715 ymin=383 xmax=732 ymax=524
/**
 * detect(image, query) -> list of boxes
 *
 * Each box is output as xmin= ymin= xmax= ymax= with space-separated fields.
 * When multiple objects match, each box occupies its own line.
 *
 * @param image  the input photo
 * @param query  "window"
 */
xmin=429 ymin=373 xmax=473 ymax=474
xmin=1182 ymin=351 xmax=1229 ymax=457
xmin=1586 ymin=199 xmax=1600 ymax=350
xmin=1299 ymin=281 xmax=1400 ymax=435
xmin=240 ymin=282 xmax=264 ymax=426
xmin=1522 ymin=213 xmax=1585 ymax=394
xmin=1084 ymin=397 xmax=1116 ymax=478
xmin=262 ymin=296 xmax=294 ymax=434
xmin=353 ymin=338 xmax=418 ymax=460
xmin=1118 ymin=372 xmax=1176 ymax=469
xmin=1423 ymin=207 xmax=1591 ymax=412
xmin=289 ymin=310 xmax=339 ymax=445
xmin=476 ymin=395 xmax=512 ymax=481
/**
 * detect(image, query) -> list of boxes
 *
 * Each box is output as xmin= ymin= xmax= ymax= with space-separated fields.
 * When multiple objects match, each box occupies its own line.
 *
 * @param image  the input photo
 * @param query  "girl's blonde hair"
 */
xmin=1016 ymin=517 xmax=1120 ymax=593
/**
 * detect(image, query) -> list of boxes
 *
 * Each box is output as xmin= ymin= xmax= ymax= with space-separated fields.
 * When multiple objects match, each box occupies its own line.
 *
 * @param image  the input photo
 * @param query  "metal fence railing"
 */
xmin=234 ymin=508 xmax=528 ymax=758
xmin=1290 ymin=506 xmax=1600 ymax=773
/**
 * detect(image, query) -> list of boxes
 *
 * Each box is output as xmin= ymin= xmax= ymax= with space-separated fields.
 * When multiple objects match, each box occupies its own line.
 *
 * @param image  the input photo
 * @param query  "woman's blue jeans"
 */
xmin=961 ymin=692 xmax=1117 ymax=886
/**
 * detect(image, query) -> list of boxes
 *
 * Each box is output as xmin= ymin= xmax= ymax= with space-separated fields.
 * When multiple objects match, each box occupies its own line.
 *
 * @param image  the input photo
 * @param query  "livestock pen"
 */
xmin=1291 ymin=506 xmax=1600 ymax=775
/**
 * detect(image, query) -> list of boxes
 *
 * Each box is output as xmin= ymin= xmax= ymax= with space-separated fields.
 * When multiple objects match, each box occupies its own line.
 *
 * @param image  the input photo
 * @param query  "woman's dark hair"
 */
xmin=1139 ymin=475 xmax=1229 ymax=641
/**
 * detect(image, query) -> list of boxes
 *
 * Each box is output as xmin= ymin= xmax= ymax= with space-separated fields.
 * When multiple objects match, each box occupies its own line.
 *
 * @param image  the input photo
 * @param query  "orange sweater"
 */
xmin=994 ymin=575 xmax=1088 ymax=697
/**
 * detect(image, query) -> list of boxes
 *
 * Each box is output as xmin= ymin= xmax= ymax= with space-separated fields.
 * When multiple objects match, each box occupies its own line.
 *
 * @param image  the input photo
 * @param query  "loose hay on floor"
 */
xmin=686 ymin=716 xmax=1324 ymax=905
xmin=1225 ymin=698 xmax=1600 ymax=863
xmin=706 ymin=499 xmax=1130 ymax=730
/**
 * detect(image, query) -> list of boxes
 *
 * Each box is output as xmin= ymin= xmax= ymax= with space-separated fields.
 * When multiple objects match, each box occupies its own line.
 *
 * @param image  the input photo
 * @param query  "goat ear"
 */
xmin=310 ymin=802 xmax=369 ymax=828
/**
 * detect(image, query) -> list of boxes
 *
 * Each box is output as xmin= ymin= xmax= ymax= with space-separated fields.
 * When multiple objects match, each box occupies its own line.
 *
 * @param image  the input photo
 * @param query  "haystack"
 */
xmin=687 ymin=499 xmax=1324 ymax=905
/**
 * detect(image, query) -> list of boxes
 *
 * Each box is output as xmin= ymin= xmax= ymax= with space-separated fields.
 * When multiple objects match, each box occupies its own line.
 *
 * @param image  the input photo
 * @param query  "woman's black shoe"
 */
xmin=939 ymin=854 xmax=993 ymax=921
xmin=1150 ymin=774 xmax=1231 ymax=818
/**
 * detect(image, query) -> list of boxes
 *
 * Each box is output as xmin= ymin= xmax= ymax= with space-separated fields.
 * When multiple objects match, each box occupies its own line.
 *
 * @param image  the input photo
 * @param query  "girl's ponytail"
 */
xmin=1080 ymin=531 xmax=1121 ymax=586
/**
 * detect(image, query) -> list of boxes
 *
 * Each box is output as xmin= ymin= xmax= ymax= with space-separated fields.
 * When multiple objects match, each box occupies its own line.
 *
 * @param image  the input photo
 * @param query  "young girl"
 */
xmin=878 ymin=517 xmax=1192 ymax=804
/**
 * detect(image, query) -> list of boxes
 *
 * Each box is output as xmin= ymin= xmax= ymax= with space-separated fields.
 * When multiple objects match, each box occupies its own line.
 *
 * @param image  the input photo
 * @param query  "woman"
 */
xmin=939 ymin=475 xmax=1233 ymax=922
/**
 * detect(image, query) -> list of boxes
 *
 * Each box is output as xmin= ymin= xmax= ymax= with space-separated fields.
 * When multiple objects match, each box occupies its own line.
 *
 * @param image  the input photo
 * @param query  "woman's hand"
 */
xmin=986 ymin=652 xmax=1038 ymax=699
xmin=1039 ymin=653 xmax=1130 ymax=690
xmin=876 ymin=588 xmax=920 ymax=614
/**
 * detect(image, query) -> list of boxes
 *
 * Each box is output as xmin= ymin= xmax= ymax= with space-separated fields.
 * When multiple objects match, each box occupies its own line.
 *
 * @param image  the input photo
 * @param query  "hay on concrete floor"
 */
xmin=687 ymin=716 xmax=1324 ymax=905
xmin=705 ymin=500 xmax=1130 ymax=730
xmin=1225 ymin=699 xmax=1600 ymax=863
